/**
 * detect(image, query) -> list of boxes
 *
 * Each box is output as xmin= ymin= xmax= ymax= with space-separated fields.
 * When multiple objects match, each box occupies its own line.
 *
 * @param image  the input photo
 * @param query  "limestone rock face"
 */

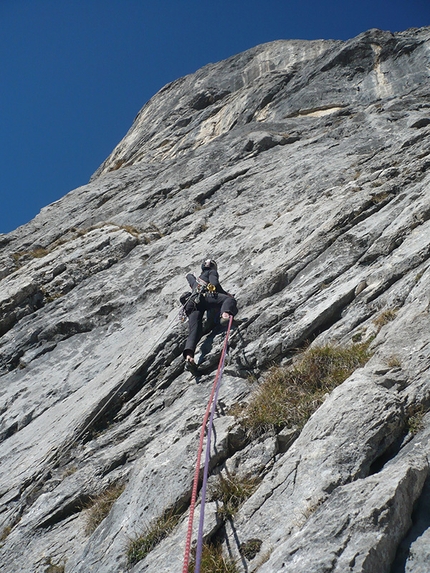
xmin=1 ymin=26 xmax=430 ymax=573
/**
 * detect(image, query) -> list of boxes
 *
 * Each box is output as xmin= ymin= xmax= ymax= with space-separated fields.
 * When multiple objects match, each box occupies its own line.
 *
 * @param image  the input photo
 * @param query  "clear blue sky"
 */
xmin=1 ymin=0 xmax=429 ymax=234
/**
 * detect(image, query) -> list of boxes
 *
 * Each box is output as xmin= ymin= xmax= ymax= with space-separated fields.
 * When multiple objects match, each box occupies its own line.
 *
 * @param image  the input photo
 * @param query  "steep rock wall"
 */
xmin=0 ymin=27 xmax=429 ymax=573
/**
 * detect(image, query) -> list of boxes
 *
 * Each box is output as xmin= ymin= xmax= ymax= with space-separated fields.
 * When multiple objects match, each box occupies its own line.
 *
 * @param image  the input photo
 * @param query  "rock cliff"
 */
xmin=1 ymin=26 xmax=430 ymax=573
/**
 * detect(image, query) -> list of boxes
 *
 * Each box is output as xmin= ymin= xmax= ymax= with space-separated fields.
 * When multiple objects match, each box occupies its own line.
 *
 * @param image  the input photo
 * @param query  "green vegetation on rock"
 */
xmin=241 ymin=342 xmax=372 ymax=435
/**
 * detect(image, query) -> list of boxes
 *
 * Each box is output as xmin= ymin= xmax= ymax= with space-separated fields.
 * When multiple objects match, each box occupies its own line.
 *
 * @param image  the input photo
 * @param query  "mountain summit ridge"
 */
xmin=0 ymin=26 xmax=430 ymax=572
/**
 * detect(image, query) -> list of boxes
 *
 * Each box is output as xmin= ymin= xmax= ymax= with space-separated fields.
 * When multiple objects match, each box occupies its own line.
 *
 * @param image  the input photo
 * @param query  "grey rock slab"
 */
xmin=225 ymin=282 xmax=430 ymax=571
xmin=66 ymin=415 xmax=243 ymax=573
xmin=224 ymin=366 xmax=407 ymax=565
xmin=391 ymin=425 xmax=430 ymax=573
xmin=257 ymin=448 xmax=428 ymax=573
xmin=0 ymin=25 xmax=430 ymax=573
xmin=92 ymin=39 xmax=338 ymax=177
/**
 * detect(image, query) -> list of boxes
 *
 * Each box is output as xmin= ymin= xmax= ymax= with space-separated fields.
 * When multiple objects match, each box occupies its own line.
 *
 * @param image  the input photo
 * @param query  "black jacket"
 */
xmin=186 ymin=268 xmax=230 ymax=295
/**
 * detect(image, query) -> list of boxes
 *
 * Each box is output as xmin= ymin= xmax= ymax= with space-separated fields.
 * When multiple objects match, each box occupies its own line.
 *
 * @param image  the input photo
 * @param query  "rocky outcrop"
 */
xmin=0 ymin=26 xmax=430 ymax=573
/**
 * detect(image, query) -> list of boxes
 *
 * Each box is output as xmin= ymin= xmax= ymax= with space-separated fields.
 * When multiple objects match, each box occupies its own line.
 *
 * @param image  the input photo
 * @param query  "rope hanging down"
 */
xmin=182 ymin=315 xmax=234 ymax=573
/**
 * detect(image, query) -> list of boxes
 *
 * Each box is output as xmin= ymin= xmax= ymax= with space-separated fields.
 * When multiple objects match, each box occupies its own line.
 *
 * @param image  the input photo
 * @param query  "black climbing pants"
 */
xmin=183 ymin=293 xmax=237 ymax=358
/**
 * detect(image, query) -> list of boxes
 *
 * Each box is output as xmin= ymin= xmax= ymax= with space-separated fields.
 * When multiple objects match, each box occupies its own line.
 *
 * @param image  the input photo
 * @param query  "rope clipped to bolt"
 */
xmin=182 ymin=315 xmax=234 ymax=573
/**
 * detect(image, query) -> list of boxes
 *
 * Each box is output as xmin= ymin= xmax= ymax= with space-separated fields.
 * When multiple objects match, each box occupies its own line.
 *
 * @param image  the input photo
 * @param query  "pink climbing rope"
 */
xmin=195 ymin=315 xmax=233 ymax=571
xmin=182 ymin=315 xmax=234 ymax=573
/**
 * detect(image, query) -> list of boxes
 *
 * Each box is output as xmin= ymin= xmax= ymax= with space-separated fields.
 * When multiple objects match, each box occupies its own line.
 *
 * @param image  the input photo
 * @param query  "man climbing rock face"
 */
xmin=182 ymin=259 xmax=238 ymax=372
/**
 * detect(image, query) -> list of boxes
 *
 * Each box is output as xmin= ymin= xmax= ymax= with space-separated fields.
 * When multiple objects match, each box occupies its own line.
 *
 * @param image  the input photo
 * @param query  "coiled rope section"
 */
xmin=182 ymin=315 xmax=234 ymax=573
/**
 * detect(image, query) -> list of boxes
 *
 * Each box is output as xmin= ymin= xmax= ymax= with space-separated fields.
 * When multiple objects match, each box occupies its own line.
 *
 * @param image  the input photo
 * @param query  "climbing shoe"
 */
xmin=220 ymin=313 xmax=232 ymax=326
xmin=185 ymin=360 xmax=199 ymax=376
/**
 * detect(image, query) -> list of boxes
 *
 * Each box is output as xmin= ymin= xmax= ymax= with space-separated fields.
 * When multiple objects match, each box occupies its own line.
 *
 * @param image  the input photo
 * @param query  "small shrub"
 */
xmin=127 ymin=510 xmax=181 ymax=567
xmin=85 ymin=483 xmax=125 ymax=535
xmin=188 ymin=542 xmax=238 ymax=573
xmin=210 ymin=474 xmax=261 ymax=520
xmin=241 ymin=343 xmax=372 ymax=435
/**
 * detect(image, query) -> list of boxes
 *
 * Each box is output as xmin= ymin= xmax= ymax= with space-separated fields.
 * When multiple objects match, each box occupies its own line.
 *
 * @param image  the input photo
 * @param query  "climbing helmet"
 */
xmin=201 ymin=258 xmax=217 ymax=271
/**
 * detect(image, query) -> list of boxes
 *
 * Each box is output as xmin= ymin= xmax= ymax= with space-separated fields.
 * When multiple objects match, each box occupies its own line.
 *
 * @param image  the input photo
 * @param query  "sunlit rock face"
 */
xmin=0 ymin=26 xmax=430 ymax=573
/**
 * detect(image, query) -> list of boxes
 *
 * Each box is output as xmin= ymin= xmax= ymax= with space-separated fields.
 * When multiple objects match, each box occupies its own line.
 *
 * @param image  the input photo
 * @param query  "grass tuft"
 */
xmin=239 ymin=538 xmax=263 ymax=561
xmin=119 ymin=224 xmax=140 ymax=237
xmin=373 ymin=309 xmax=397 ymax=329
xmin=188 ymin=542 xmax=238 ymax=573
xmin=241 ymin=342 xmax=372 ymax=436
xmin=44 ymin=557 xmax=65 ymax=573
xmin=0 ymin=526 xmax=12 ymax=543
xmin=31 ymin=247 xmax=50 ymax=258
xmin=127 ymin=510 xmax=181 ymax=567
xmin=210 ymin=474 xmax=261 ymax=520
xmin=84 ymin=483 xmax=125 ymax=535
xmin=386 ymin=355 xmax=402 ymax=368
xmin=407 ymin=405 xmax=427 ymax=436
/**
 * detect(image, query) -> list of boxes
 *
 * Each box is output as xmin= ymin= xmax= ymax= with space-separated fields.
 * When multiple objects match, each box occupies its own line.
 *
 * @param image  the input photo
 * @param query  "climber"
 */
xmin=181 ymin=259 xmax=237 ymax=373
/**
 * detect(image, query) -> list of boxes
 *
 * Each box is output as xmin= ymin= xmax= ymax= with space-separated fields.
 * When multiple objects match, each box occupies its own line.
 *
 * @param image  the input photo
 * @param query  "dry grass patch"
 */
xmin=44 ymin=557 xmax=65 ymax=573
xmin=31 ymin=247 xmax=50 ymax=258
xmin=0 ymin=526 xmax=12 ymax=543
xmin=407 ymin=405 xmax=427 ymax=436
xmin=373 ymin=308 xmax=398 ymax=329
xmin=12 ymin=247 xmax=50 ymax=264
xmin=127 ymin=510 xmax=181 ymax=567
xmin=386 ymin=355 xmax=402 ymax=368
xmin=210 ymin=474 xmax=261 ymax=520
xmin=188 ymin=542 xmax=238 ymax=573
xmin=119 ymin=224 xmax=140 ymax=237
xmin=241 ymin=343 xmax=372 ymax=436
xmin=85 ymin=483 xmax=125 ymax=535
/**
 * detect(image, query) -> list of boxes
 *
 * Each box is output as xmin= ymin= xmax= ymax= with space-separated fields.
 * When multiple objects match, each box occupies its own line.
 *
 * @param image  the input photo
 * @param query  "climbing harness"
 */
xmin=180 ymin=279 xmax=218 ymax=320
xmin=182 ymin=315 xmax=234 ymax=573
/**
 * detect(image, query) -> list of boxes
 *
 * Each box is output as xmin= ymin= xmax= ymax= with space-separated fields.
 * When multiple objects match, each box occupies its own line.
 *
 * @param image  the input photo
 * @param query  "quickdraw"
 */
xmin=192 ymin=281 xmax=217 ymax=305
xmin=179 ymin=280 xmax=218 ymax=322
